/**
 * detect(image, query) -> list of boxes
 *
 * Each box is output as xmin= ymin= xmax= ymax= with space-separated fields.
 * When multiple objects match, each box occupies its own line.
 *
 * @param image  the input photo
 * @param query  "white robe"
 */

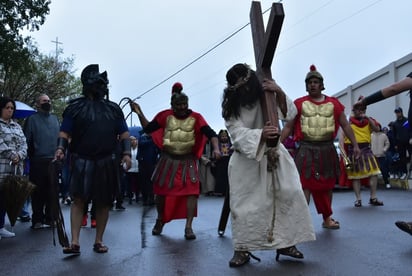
xmin=226 ymin=96 xmax=315 ymax=251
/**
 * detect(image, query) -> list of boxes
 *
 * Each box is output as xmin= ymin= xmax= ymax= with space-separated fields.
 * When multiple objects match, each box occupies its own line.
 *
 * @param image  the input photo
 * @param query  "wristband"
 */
xmin=362 ymin=90 xmax=385 ymax=106
xmin=121 ymin=138 xmax=131 ymax=157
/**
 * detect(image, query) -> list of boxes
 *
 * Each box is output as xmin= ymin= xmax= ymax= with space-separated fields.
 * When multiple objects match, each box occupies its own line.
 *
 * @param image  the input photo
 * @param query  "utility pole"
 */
xmin=51 ymin=37 xmax=63 ymax=60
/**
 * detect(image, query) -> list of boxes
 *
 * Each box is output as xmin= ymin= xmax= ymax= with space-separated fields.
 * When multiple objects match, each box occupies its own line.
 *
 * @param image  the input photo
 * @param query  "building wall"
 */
xmin=333 ymin=52 xmax=412 ymax=127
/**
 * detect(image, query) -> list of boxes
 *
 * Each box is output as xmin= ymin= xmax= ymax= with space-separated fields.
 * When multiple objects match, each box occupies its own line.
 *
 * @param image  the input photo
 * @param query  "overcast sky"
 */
xmin=27 ymin=0 xmax=412 ymax=131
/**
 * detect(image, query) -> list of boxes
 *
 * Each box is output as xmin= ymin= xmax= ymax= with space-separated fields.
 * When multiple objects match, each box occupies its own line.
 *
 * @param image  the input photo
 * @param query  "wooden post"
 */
xmin=250 ymin=1 xmax=284 ymax=147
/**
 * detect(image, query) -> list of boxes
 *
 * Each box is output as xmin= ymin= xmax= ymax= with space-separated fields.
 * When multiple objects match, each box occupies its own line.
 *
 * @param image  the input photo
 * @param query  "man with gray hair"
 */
xmin=23 ymin=94 xmax=60 ymax=229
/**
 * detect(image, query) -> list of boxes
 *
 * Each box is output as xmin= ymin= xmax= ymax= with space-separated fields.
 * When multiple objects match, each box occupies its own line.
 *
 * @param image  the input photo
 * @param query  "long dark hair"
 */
xmin=221 ymin=63 xmax=263 ymax=121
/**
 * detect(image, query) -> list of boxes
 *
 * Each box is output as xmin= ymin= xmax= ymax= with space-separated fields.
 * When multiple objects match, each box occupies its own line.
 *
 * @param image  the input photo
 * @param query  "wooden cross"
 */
xmin=250 ymin=1 xmax=284 ymax=147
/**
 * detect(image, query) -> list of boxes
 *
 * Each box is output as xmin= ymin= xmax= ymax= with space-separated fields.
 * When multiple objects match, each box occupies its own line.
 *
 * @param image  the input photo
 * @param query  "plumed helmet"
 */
xmin=305 ymin=64 xmax=325 ymax=90
xmin=305 ymin=64 xmax=323 ymax=82
xmin=171 ymin=82 xmax=183 ymax=94
xmin=171 ymin=91 xmax=188 ymax=105
xmin=81 ymin=64 xmax=108 ymax=87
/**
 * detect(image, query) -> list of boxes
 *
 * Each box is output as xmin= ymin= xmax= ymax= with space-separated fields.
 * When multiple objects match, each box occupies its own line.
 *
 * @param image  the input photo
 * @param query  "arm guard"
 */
xmin=121 ymin=138 xmax=131 ymax=157
xmin=362 ymin=90 xmax=385 ymax=106
xmin=57 ymin=137 xmax=69 ymax=152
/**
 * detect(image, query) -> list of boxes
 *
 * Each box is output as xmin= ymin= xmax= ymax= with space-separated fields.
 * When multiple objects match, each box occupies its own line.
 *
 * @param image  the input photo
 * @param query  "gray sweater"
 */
xmin=23 ymin=111 xmax=60 ymax=160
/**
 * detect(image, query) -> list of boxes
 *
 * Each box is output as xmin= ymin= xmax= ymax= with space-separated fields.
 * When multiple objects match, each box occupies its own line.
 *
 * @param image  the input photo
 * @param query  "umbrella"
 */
xmin=49 ymin=160 xmax=70 ymax=248
xmin=14 ymin=101 xmax=36 ymax=119
xmin=1 ymin=167 xmax=36 ymax=227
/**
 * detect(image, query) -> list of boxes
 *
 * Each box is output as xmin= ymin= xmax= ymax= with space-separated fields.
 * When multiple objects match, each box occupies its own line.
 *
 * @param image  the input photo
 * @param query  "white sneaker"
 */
xmin=0 ymin=228 xmax=15 ymax=238
xmin=400 ymin=173 xmax=407 ymax=180
xmin=386 ymin=183 xmax=391 ymax=189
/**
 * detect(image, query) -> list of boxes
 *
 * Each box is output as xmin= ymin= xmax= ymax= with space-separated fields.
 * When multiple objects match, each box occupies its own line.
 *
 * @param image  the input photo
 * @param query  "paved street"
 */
xmin=2 ymin=186 xmax=412 ymax=276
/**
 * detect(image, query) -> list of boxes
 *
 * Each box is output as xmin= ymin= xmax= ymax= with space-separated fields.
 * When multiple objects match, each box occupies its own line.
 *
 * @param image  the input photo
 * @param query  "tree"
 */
xmin=0 ymin=1 xmax=81 ymax=119
xmin=1 ymin=49 xmax=82 ymax=118
xmin=0 ymin=0 xmax=51 ymax=76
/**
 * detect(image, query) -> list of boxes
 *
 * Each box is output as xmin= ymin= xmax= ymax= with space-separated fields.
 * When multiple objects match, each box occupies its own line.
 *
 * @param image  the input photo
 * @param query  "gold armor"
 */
xmin=163 ymin=115 xmax=196 ymax=155
xmin=300 ymin=101 xmax=335 ymax=141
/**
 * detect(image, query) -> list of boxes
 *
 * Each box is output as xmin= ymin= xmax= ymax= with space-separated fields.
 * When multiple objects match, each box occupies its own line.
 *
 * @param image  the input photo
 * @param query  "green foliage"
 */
xmin=0 ymin=0 xmax=51 ymax=74
xmin=0 ymin=0 xmax=81 ymax=119
xmin=1 ymin=51 xmax=82 ymax=119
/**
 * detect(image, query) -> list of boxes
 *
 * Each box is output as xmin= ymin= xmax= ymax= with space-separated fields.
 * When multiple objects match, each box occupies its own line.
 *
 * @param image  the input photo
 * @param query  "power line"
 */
xmin=131 ymin=6 xmax=272 ymax=102
xmin=133 ymin=0 xmax=383 ymax=101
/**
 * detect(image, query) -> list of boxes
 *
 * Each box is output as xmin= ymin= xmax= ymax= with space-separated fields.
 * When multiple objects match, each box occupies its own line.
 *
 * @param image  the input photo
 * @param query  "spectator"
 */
xmin=392 ymin=107 xmax=411 ymax=179
xmin=126 ymin=136 xmax=139 ymax=204
xmin=0 ymin=97 xmax=28 ymax=238
xmin=371 ymin=124 xmax=390 ymax=188
xmin=23 ymin=94 xmax=60 ymax=229
xmin=199 ymin=141 xmax=216 ymax=196
xmin=210 ymin=129 xmax=233 ymax=196
xmin=137 ymin=132 xmax=159 ymax=206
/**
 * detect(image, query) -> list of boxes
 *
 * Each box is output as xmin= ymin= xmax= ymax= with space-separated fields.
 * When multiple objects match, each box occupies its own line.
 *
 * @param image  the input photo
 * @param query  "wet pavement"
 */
xmin=2 ymin=186 xmax=412 ymax=276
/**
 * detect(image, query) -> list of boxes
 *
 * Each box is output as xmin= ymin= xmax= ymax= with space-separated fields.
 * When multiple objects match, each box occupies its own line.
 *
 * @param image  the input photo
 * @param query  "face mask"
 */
xmin=40 ymin=102 xmax=51 ymax=112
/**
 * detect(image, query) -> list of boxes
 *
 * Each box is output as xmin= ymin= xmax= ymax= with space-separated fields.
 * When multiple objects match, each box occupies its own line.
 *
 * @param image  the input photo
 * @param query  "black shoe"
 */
xmin=229 ymin=251 xmax=261 ymax=267
xmin=276 ymin=246 xmax=304 ymax=261
xmin=19 ymin=216 xmax=31 ymax=222
xmin=184 ymin=227 xmax=196 ymax=240
xmin=395 ymin=221 xmax=412 ymax=235
xmin=369 ymin=198 xmax=383 ymax=206
xmin=152 ymin=219 xmax=164 ymax=235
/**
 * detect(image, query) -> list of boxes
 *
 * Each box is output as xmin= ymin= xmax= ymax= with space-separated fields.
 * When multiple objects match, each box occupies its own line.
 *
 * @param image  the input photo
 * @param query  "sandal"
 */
xmin=229 ymin=251 xmax=261 ymax=267
xmin=184 ymin=227 xmax=196 ymax=240
xmin=395 ymin=221 xmax=412 ymax=235
xmin=369 ymin=198 xmax=383 ymax=206
xmin=322 ymin=218 xmax=340 ymax=230
xmin=354 ymin=200 xmax=362 ymax=207
xmin=93 ymin=243 xmax=109 ymax=253
xmin=63 ymin=244 xmax=80 ymax=255
xmin=276 ymin=245 xmax=304 ymax=261
xmin=152 ymin=219 xmax=164 ymax=236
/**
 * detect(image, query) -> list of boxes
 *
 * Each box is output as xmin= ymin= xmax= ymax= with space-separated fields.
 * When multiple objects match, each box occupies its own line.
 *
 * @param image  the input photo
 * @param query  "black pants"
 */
xmin=30 ymin=158 xmax=54 ymax=224
xmin=139 ymin=163 xmax=155 ymax=204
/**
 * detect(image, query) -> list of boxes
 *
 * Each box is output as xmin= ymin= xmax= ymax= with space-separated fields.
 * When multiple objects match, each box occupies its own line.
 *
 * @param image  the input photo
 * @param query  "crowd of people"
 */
xmin=1 ymin=63 xmax=412 ymax=268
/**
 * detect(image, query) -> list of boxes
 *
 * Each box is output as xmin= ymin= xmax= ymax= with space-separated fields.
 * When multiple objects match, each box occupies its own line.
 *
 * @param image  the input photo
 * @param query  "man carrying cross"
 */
xmin=222 ymin=63 xmax=315 ymax=267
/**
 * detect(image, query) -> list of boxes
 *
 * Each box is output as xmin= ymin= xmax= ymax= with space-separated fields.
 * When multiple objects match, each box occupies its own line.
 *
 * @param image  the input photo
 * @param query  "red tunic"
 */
xmin=150 ymin=109 xmax=209 ymax=222
xmin=293 ymin=95 xmax=344 ymax=190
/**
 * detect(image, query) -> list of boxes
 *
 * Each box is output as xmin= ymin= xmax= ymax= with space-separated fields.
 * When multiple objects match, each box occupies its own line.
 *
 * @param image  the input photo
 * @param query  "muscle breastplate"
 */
xmin=163 ymin=115 xmax=196 ymax=155
xmin=301 ymin=101 xmax=335 ymax=141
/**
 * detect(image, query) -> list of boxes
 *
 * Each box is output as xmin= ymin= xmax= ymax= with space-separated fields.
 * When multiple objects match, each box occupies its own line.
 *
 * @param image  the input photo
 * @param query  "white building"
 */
xmin=333 ymin=52 xmax=412 ymax=127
